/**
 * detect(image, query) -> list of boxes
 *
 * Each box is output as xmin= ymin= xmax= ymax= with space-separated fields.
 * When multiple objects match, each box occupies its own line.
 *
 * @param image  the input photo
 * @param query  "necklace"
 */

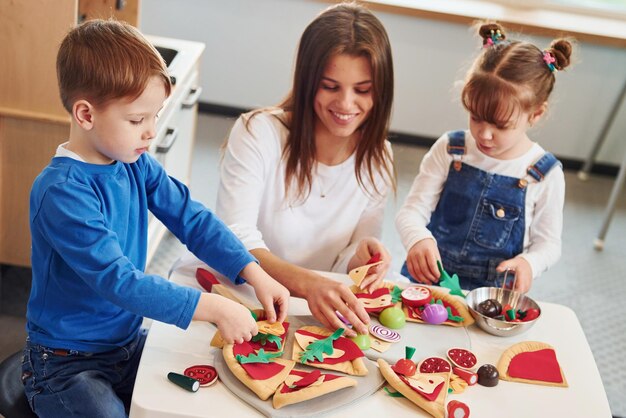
xmin=316 ymin=164 xmax=346 ymax=198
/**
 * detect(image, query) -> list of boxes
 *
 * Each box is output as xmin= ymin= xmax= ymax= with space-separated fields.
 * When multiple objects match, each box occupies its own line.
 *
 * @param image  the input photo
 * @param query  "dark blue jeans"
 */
xmin=21 ymin=329 xmax=147 ymax=418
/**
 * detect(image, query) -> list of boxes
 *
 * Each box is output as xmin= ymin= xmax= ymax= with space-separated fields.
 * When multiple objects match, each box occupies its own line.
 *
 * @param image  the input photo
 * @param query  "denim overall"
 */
xmin=401 ymin=130 xmax=560 ymax=290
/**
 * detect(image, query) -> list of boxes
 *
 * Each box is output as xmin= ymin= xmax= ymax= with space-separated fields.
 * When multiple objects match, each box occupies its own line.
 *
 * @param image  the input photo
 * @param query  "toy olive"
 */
xmin=477 ymin=364 xmax=500 ymax=387
xmin=477 ymin=298 xmax=502 ymax=318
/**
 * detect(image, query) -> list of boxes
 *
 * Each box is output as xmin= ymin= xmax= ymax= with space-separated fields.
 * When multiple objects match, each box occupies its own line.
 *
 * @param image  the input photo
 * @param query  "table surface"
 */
xmin=129 ymin=264 xmax=611 ymax=418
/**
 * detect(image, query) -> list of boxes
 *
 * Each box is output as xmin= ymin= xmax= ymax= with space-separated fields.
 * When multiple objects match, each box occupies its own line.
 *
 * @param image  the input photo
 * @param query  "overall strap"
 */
xmin=527 ymin=152 xmax=561 ymax=182
xmin=446 ymin=130 xmax=466 ymax=156
xmin=446 ymin=130 xmax=465 ymax=171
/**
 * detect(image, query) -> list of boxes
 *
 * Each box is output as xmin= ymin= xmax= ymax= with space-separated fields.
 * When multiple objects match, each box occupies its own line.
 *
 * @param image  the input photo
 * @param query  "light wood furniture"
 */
xmin=0 ymin=0 xmax=140 ymax=267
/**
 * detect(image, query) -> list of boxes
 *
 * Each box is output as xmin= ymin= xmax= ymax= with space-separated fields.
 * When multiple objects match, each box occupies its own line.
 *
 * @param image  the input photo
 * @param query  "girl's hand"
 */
xmin=304 ymin=274 xmax=370 ymax=338
xmin=496 ymin=257 xmax=533 ymax=293
xmin=194 ymin=293 xmax=258 ymax=344
xmin=406 ymin=238 xmax=441 ymax=284
xmin=241 ymin=263 xmax=290 ymax=323
xmin=347 ymin=237 xmax=391 ymax=293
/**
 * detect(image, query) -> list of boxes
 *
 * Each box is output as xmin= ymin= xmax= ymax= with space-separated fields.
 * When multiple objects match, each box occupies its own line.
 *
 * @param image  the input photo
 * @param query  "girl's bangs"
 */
xmin=462 ymin=76 xmax=522 ymax=128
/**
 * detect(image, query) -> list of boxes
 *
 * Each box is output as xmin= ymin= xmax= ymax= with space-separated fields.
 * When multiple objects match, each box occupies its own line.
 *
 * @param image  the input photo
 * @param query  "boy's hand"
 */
xmin=496 ymin=257 xmax=533 ymax=293
xmin=347 ymin=237 xmax=391 ymax=293
xmin=193 ymin=293 xmax=258 ymax=344
xmin=406 ymin=238 xmax=441 ymax=284
xmin=241 ymin=263 xmax=290 ymax=323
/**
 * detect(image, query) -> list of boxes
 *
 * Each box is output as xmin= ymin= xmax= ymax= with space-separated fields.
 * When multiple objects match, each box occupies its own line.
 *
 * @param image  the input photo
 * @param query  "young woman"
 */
xmin=216 ymin=2 xmax=396 ymax=336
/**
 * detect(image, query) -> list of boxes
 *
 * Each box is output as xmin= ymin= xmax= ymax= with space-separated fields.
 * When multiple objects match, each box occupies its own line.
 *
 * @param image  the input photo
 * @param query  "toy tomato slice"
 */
xmin=392 ymin=358 xmax=417 ymax=376
xmin=401 ymin=286 xmax=431 ymax=308
xmin=184 ymin=364 xmax=218 ymax=386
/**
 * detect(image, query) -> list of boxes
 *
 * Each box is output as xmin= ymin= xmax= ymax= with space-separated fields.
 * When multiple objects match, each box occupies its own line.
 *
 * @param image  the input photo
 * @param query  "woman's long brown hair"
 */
xmin=262 ymin=2 xmax=396 ymax=202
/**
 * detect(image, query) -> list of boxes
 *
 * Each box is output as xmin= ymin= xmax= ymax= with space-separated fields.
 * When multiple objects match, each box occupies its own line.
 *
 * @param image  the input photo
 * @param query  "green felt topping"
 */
xmin=391 ymin=286 xmax=403 ymax=303
xmin=437 ymin=260 xmax=466 ymax=298
xmin=251 ymin=333 xmax=282 ymax=349
xmin=300 ymin=328 xmax=345 ymax=364
xmin=446 ymin=306 xmax=464 ymax=322
xmin=236 ymin=349 xmax=282 ymax=364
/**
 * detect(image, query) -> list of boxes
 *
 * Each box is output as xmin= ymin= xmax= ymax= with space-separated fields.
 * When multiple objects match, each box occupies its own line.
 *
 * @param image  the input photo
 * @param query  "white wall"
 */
xmin=140 ymin=0 xmax=626 ymax=165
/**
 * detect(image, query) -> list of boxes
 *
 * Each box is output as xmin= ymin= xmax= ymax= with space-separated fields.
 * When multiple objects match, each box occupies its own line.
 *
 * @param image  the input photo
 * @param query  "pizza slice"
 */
xmin=222 ymin=341 xmax=295 ymax=400
xmin=497 ymin=341 xmax=568 ymax=387
xmin=403 ymin=287 xmax=474 ymax=327
xmin=272 ymin=368 xmax=357 ymax=409
xmin=378 ymin=358 xmax=449 ymax=418
xmin=291 ymin=326 xmax=368 ymax=376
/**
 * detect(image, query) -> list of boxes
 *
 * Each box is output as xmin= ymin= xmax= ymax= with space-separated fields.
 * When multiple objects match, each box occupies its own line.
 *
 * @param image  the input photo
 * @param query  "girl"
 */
xmin=216 ymin=2 xmax=396 ymax=336
xmin=396 ymin=23 xmax=572 ymax=293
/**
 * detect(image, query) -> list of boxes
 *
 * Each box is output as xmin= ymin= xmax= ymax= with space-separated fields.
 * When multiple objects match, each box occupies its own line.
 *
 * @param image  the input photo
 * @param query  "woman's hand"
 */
xmin=303 ymin=274 xmax=370 ymax=338
xmin=241 ymin=262 xmax=290 ymax=323
xmin=405 ymin=238 xmax=441 ymax=284
xmin=347 ymin=237 xmax=391 ymax=293
xmin=496 ymin=257 xmax=533 ymax=293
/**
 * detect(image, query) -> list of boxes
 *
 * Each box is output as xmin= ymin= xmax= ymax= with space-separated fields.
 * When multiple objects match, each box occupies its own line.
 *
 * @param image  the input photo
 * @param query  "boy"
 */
xmin=22 ymin=19 xmax=289 ymax=418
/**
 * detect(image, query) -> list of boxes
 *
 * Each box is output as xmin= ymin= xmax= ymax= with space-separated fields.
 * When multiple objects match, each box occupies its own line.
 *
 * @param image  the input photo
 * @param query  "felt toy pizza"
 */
xmin=222 ymin=340 xmax=295 ymax=400
xmin=497 ymin=341 xmax=568 ymax=387
xmin=403 ymin=287 xmax=474 ymax=327
xmin=292 ymin=326 xmax=368 ymax=376
xmin=378 ymin=358 xmax=449 ymax=418
xmin=272 ymin=368 xmax=357 ymax=409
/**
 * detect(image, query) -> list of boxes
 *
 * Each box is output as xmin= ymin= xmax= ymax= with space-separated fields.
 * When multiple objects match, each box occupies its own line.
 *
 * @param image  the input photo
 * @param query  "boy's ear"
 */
xmin=529 ymin=101 xmax=548 ymax=125
xmin=73 ymin=100 xmax=95 ymax=129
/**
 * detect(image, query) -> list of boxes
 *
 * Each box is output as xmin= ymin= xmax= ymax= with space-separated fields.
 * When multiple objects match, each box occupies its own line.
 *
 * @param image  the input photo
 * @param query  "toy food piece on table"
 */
xmin=403 ymin=287 xmax=474 ymax=327
xmin=350 ymin=333 xmax=371 ymax=350
xmin=184 ymin=364 xmax=218 ymax=387
xmin=272 ymin=368 xmax=357 ymax=409
xmin=378 ymin=357 xmax=450 ymax=418
xmin=418 ymin=357 xmax=452 ymax=374
xmin=497 ymin=341 xmax=568 ymax=387
xmin=476 ymin=364 xmax=499 ymax=387
xmin=379 ymin=306 xmax=406 ymax=329
xmin=392 ymin=346 xmax=417 ymax=376
xmin=222 ymin=341 xmax=295 ymax=400
xmin=353 ymin=287 xmax=395 ymax=314
xmin=292 ymin=326 xmax=368 ymax=376
xmin=369 ymin=324 xmax=401 ymax=343
xmin=348 ymin=253 xmax=384 ymax=287
xmin=421 ymin=303 xmax=448 ymax=325
xmin=476 ymin=298 xmax=502 ymax=318
xmin=167 ymin=372 xmax=200 ymax=392
xmin=401 ymin=286 xmax=431 ymax=307
xmin=447 ymin=348 xmax=478 ymax=370
xmin=452 ymin=367 xmax=478 ymax=386
xmin=436 ymin=261 xmax=465 ymax=298
xmin=447 ymin=400 xmax=471 ymax=418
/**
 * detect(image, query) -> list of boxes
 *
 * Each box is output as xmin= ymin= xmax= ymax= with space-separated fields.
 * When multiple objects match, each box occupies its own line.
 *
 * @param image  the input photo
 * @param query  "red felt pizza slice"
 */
xmin=291 ymin=326 xmax=368 ymax=376
xmin=222 ymin=341 xmax=295 ymax=400
xmin=378 ymin=358 xmax=449 ymax=418
xmin=497 ymin=341 xmax=568 ymax=387
xmin=272 ymin=368 xmax=357 ymax=409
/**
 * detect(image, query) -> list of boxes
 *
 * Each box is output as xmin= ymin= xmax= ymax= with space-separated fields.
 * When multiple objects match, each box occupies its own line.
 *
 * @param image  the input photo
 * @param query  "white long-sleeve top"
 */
xmin=216 ymin=110 xmax=390 ymax=274
xmin=395 ymin=131 xmax=564 ymax=279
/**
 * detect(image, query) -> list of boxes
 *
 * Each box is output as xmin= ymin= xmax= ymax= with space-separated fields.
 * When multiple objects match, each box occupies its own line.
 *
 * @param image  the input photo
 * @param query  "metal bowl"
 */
xmin=465 ymin=287 xmax=541 ymax=337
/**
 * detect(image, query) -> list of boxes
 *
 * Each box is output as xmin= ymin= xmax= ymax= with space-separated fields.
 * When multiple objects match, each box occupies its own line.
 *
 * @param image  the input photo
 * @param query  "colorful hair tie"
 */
xmin=543 ymin=51 xmax=557 ymax=73
xmin=483 ymin=29 xmax=504 ymax=48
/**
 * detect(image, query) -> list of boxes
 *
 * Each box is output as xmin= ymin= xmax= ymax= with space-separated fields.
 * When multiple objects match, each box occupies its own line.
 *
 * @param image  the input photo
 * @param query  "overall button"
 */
xmin=496 ymin=208 xmax=505 ymax=218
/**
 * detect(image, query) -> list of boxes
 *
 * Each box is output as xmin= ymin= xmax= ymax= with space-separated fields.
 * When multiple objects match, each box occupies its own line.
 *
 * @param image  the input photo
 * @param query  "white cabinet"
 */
xmin=145 ymin=36 xmax=205 ymax=264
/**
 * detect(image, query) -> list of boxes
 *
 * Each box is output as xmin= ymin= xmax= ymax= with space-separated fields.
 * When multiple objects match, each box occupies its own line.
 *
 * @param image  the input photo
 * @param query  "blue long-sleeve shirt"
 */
xmin=27 ymin=153 xmax=255 ymax=352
